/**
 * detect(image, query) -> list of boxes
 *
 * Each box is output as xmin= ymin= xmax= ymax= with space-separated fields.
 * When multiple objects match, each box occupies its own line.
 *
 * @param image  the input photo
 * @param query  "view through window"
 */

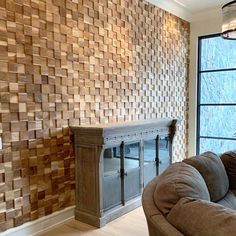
xmin=197 ymin=34 xmax=236 ymax=154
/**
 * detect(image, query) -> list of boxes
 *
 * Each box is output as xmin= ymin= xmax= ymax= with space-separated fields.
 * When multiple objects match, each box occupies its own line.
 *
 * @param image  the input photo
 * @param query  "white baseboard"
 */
xmin=2 ymin=206 xmax=75 ymax=236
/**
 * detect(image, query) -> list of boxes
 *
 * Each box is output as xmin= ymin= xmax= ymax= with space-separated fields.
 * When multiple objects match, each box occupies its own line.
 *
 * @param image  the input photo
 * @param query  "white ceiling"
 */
xmin=172 ymin=0 xmax=228 ymax=13
xmin=147 ymin=0 xmax=229 ymax=21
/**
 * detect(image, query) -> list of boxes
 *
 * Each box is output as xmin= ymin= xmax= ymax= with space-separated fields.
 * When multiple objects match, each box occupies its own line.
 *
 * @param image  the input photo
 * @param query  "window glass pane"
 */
xmin=201 ymin=36 xmax=236 ymax=71
xmin=200 ymin=71 xmax=236 ymax=104
xmin=200 ymin=138 xmax=236 ymax=154
xmin=200 ymin=106 xmax=236 ymax=139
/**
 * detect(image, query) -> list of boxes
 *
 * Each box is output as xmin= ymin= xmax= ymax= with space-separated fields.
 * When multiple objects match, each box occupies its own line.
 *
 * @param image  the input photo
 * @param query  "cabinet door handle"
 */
xmin=119 ymin=169 xmax=128 ymax=177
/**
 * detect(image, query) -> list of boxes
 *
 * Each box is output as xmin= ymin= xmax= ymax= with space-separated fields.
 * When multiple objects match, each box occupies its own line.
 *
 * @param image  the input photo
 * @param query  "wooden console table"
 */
xmin=71 ymin=118 xmax=177 ymax=227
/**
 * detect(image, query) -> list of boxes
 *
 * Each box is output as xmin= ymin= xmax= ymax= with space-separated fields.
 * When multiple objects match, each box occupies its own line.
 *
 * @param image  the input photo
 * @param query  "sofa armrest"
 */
xmin=142 ymin=178 xmax=184 ymax=236
xmin=167 ymin=197 xmax=236 ymax=236
xmin=148 ymin=214 xmax=184 ymax=236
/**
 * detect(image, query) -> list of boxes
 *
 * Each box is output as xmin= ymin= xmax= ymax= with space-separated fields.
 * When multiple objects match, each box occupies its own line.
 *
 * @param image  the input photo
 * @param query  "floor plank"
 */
xmin=40 ymin=207 xmax=149 ymax=236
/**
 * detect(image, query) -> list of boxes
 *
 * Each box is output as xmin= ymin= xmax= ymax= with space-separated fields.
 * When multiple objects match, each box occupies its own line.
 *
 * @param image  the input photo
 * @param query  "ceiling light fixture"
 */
xmin=222 ymin=0 xmax=236 ymax=40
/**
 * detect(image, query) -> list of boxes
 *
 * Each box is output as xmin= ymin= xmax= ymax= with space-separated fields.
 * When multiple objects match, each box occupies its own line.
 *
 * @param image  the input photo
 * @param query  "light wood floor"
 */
xmin=40 ymin=207 xmax=149 ymax=236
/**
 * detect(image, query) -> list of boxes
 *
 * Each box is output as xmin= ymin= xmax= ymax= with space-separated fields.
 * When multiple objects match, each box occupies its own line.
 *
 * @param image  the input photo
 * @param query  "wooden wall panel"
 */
xmin=0 ymin=0 xmax=189 ymax=231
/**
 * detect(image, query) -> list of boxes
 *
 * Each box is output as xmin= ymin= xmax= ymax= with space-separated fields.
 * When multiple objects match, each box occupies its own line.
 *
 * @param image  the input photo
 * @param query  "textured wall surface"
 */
xmin=0 ymin=0 xmax=189 ymax=231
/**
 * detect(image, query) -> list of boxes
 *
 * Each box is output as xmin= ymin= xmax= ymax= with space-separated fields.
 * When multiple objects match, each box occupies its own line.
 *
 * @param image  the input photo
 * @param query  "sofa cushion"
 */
xmin=183 ymin=151 xmax=229 ymax=202
xmin=167 ymin=197 xmax=236 ymax=236
xmin=217 ymin=191 xmax=236 ymax=211
xmin=221 ymin=150 xmax=236 ymax=189
xmin=153 ymin=162 xmax=210 ymax=216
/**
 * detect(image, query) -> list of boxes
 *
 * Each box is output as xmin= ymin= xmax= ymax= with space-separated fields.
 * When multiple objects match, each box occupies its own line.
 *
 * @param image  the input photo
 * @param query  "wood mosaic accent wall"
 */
xmin=0 ymin=0 xmax=189 ymax=231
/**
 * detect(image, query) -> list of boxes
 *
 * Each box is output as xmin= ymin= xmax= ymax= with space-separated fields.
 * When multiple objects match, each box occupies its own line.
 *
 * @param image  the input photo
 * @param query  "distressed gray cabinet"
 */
xmin=71 ymin=118 xmax=177 ymax=227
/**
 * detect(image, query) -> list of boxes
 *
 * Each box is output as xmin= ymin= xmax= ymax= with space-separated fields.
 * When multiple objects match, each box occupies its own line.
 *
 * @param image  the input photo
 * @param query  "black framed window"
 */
xmin=197 ymin=34 xmax=236 ymax=154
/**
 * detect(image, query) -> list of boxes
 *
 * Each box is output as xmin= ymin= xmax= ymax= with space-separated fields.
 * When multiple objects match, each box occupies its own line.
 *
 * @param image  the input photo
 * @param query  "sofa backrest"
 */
xmin=153 ymin=162 xmax=210 ymax=216
xmin=221 ymin=150 xmax=236 ymax=189
xmin=183 ymin=152 xmax=229 ymax=202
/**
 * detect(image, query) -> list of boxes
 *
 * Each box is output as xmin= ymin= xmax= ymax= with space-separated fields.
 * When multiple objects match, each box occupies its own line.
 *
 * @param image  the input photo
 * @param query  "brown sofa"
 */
xmin=142 ymin=151 xmax=236 ymax=236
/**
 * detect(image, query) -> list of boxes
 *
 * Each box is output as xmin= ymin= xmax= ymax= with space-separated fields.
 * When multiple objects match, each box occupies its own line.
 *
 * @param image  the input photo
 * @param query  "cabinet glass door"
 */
xmin=122 ymin=142 xmax=141 ymax=201
xmin=102 ymin=136 xmax=171 ymax=211
xmin=143 ymin=139 xmax=157 ymax=186
xmin=158 ymin=136 xmax=171 ymax=175
xmin=102 ymin=147 xmax=122 ymax=212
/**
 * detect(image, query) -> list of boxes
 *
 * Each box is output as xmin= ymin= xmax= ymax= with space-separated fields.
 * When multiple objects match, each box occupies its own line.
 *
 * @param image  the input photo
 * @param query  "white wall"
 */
xmin=188 ymin=10 xmax=222 ymax=156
